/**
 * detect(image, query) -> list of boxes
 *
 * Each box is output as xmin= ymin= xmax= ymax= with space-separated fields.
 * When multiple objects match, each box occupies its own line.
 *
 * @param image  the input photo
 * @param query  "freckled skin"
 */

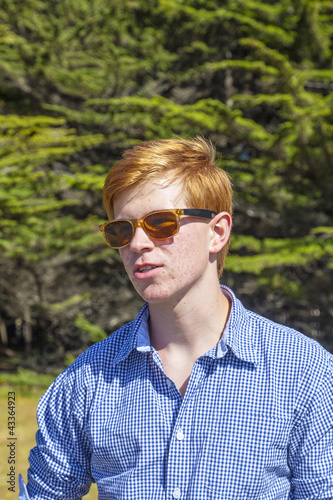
xmin=114 ymin=180 xmax=216 ymax=308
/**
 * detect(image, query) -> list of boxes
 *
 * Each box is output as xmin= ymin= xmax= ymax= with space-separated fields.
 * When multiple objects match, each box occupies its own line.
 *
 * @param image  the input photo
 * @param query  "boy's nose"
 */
xmin=129 ymin=225 xmax=155 ymax=252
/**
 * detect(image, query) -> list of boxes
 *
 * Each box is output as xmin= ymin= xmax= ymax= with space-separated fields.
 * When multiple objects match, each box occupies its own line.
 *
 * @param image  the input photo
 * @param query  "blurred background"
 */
xmin=0 ymin=0 xmax=332 ymax=496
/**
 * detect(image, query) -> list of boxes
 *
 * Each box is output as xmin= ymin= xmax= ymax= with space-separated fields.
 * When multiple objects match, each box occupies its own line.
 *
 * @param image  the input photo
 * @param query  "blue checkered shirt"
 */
xmin=23 ymin=286 xmax=333 ymax=499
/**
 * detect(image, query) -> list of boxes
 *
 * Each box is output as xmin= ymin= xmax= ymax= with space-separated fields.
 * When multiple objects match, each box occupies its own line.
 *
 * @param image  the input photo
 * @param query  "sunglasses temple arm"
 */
xmin=182 ymin=209 xmax=217 ymax=219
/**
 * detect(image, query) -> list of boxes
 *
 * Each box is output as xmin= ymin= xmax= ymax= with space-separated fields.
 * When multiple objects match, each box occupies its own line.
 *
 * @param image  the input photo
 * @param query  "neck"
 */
xmin=148 ymin=280 xmax=230 ymax=356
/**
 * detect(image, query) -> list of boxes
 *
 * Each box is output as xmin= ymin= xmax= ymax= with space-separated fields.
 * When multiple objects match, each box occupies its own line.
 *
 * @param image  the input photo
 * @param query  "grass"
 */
xmin=0 ymin=376 xmax=97 ymax=499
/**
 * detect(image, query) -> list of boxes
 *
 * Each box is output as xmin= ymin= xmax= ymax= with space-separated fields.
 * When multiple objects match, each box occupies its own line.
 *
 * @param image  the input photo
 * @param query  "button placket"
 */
xmin=167 ymin=361 xmax=210 ymax=500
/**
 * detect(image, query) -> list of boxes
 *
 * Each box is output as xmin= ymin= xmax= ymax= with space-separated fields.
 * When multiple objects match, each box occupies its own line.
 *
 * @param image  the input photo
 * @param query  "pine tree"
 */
xmin=0 ymin=0 xmax=332 ymax=368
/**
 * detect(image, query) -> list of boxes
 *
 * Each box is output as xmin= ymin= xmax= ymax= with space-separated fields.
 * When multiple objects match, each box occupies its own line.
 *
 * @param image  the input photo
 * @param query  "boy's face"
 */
xmin=113 ymin=179 xmax=216 ymax=306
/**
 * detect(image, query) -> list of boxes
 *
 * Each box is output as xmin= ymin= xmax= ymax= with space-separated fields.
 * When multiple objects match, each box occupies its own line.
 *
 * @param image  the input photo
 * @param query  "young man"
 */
xmin=21 ymin=137 xmax=332 ymax=499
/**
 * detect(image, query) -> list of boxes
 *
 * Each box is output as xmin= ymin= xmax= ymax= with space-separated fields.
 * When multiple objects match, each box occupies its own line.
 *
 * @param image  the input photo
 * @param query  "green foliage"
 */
xmin=0 ymin=368 xmax=57 ymax=391
xmin=227 ymin=232 xmax=333 ymax=274
xmin=0 ymin=115 xmax=105 ymax=260
xmin=48 ymin=293 xmax=92 ymax=313
xmin=75 ymin=313 xmax=107 ymax=343
xmin=0 ymin=0 xmax=332 ymax=366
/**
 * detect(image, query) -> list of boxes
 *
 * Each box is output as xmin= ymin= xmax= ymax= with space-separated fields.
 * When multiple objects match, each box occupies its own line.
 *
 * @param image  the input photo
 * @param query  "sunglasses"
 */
xmin=99 ymin=208 xmax=217 ymax=249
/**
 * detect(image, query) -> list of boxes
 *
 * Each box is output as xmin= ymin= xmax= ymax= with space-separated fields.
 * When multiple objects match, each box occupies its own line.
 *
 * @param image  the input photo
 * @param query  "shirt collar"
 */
xmin=220 ymin=285 xmax=258 ymax=365
xmin=112 ymin=303 xmax=150 ymax=365
xmin=113 ymin=286 xmax=258 ymax=366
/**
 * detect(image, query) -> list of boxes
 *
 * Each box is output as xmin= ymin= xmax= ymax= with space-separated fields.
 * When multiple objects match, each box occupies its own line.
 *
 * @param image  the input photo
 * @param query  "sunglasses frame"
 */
xmin=99 ymin=208 xmax=218 ymax=249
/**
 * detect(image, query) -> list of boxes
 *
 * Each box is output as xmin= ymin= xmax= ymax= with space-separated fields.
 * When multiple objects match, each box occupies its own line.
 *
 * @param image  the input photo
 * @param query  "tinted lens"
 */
xmin=144 ymin=211 xmax=178 ymax=238
xmin=104 ymin=221 xmax=133 ymax=248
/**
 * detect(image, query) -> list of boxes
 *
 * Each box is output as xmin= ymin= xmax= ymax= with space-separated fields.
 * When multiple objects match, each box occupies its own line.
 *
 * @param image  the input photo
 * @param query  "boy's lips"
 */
xmin=133 ymin=262 xmax=162 ymax=279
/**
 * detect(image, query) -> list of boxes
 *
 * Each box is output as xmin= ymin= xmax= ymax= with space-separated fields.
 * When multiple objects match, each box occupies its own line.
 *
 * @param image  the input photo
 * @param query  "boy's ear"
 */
xmin=209 ymin=212 xmax=232 ymax=254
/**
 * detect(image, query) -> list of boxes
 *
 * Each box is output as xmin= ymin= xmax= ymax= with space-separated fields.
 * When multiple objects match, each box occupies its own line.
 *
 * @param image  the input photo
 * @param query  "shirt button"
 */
xmin=173 ymin=487 xmax=181 ymax=499
xmin=166 ymin=378 xmax=173 ymax=387
xmin=176 ymin=429 xmax=184 ymax=441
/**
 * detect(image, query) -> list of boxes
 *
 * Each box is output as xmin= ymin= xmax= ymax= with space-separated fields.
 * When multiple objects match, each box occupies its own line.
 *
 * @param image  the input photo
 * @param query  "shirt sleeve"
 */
xmin=288 ymin=357 xmax=333 ymax=499
xmin=18 ymin=474 xmax=30 ymax=500
xmin=26 ymin=369 xmax=93 ymax=500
